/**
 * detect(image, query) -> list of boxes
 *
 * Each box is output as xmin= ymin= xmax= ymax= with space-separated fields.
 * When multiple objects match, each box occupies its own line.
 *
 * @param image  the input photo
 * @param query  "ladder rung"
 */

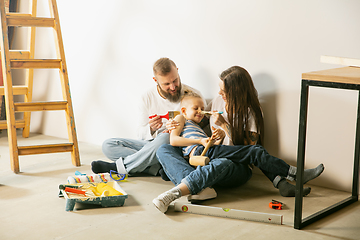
xmin=5 ymin=50 xmax=30 ymax=59
xmin=18 ymin=143 xmax=74 ymax=155
xmin=0 ymin=50 xmax=30 ymax=60
xmin=0 ymin=120 xmax=25 ymax=129
xmin=0 ymin=86 xmax=28 ymax=95
xmin=6 ymin=15 xmax=55 ymax=28
xmin=6 ymin=13 xmax=32 ymax=17
xmin=14 ymin=101 xmax=67 ymax=112
xmin=10 ymin=59 xmax=61 ymax=69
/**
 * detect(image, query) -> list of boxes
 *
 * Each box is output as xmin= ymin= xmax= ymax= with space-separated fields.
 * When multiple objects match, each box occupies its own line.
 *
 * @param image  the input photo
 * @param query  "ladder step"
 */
xmin=0 ymin=120 xmax=25 ymax=130
xmin=14 ymin=101 xmax=67 ymax=112
xmin=18 ymin=143 xmax=74 ymax=155
xmin=10 ymin=59 xmax=61 ymax=69
xmin=6 ymin=13 xmax=32 ymax=17
xmin=6 ymin=14 xmax=55 ymax=28
xmin=0 ymin=50 xmax=31 ymax=59
xmin=0 ymin=51 xmax=30 ymax=60
xmin=0 ymin=86 xmax=28 ymax=95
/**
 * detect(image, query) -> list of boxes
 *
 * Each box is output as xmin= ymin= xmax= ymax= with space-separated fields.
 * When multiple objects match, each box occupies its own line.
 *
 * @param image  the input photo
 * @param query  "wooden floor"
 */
xmin=0 ymin=131 xmax=359 ymax=240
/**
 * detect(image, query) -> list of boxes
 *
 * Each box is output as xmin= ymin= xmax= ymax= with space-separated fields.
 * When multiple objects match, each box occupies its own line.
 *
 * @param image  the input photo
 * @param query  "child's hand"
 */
xmin=200 ymin=137 xmax=213 ymax=147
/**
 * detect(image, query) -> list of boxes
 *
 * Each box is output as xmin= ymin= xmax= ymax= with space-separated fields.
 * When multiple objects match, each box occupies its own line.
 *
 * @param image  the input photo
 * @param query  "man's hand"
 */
xmin=149 ymin=115 xmax=163 ymax=134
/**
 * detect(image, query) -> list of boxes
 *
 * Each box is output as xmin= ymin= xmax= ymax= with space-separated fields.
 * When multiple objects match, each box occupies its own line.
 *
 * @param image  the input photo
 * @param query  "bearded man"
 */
xmin=91 ymin=58 xmax=205 ymax=176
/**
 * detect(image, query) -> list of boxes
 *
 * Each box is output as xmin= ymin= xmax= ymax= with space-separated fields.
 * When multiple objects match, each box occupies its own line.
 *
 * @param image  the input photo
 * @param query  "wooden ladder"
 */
xmin=0 ymin=0 xmax=80 ymax=173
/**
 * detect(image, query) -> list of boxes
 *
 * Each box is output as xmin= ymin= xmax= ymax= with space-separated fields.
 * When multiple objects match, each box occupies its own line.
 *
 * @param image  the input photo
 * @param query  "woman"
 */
xmin=153 ymin=66 xmax=324 ymax=213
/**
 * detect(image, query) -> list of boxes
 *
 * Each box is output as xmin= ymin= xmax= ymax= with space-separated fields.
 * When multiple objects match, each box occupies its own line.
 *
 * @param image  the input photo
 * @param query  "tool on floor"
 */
xmin=64 ymin=187 xmax=87 ymax=196
xmin=75 ymin=171 xmax=86 ymax=176
xmin=59 ymin=184 xmax=82 ymax=190
xmin=60 ymin=181 xmax=128 ymax=211
xmin=200 ymin=111 xmax=223 ymax=115
xmin=149 ymin=111 xmax=180 ymax=120
xmin=67 ymin=171 xmax=127 ymax=184
xmin=269 ymin=200 xmax=283 ymax=210
xmin=189 ymin=137 xmax=215 ymax=166
xmin=0 ymin=0 xmax=80 ymax=173
xmin=174 ymin=202 xmax=283 ymax=225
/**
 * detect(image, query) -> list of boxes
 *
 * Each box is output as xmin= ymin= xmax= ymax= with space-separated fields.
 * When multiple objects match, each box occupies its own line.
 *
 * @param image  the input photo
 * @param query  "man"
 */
xmin=91 ymin=58 xmax=205 ymax=177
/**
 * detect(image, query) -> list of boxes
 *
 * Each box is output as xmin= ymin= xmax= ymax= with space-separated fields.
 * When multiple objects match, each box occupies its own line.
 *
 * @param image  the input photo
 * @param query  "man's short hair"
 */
xmin=153 ymin=58 xmax=177 ymax=76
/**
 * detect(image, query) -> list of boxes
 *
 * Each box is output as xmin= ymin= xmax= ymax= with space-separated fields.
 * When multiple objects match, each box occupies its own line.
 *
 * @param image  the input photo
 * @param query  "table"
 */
xmin=295 ymin=66 xmax=360 ymax=229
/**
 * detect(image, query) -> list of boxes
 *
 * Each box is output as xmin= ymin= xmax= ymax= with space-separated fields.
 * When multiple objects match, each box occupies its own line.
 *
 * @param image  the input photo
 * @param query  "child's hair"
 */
xmin=180 ymin=91 xmax=203 ymax=107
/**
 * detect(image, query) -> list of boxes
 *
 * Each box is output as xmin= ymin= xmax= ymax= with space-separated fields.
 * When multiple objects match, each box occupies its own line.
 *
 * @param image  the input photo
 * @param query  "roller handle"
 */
xmin=201 ymin=137 xmax=215 ymax=156
xmin=64 ymin=187 xmax=86 ymax=196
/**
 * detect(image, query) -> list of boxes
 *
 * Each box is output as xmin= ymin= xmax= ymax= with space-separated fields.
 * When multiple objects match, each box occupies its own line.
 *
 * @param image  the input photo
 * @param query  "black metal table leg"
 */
xmin=294 ymin=80 xmax=309 ymax=229
xmin=352 ymin=91 xmax=360 ymax=199
xmin=294 ymin=79 xmax=360 ymax=229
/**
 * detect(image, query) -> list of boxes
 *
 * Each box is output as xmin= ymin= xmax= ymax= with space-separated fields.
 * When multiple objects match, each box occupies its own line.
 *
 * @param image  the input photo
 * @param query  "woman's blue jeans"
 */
xmin=194 ymin=144 xmax=290 ymax=183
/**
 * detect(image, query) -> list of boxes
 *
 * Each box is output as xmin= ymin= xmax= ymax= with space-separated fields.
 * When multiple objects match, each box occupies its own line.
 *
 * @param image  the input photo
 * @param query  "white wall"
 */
xmin=14 ymin=0 xmax=360 ymax=191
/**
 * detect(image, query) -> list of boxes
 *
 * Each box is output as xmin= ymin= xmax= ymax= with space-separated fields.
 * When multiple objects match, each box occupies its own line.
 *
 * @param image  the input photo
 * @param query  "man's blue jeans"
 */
xmin=102 ymin=133 xmax=170 ymax=176
xmin=156 ymin=144 xmax=252 ymax=194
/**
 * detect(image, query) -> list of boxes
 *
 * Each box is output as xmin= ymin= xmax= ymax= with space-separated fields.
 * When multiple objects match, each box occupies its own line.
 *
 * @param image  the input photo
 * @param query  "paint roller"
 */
xmin=189 ymin=137 xmax=215 ymax=166
xmin=149 ymin=111 xmax=180 ymax=120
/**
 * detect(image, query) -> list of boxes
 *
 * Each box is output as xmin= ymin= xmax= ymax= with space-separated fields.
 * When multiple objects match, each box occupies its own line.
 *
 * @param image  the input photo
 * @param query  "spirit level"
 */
xmin=174 ymin=202 xmax=283 ymax=225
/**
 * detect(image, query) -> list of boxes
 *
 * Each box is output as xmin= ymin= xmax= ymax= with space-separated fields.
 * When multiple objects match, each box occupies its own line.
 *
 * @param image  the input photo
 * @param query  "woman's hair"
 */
xmin=220 ymin=66 xmax=264 ymax=145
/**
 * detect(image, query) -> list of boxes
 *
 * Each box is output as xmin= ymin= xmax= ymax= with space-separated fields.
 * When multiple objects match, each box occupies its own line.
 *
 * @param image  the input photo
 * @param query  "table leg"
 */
xmin=352 ymin=91 xmax=360 ymax=198
xmin=294 ymin=80 xmax=309 ymax=229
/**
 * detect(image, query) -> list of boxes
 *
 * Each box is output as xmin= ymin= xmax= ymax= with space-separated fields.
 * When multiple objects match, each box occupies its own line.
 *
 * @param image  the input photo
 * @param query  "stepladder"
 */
xmin=0 ymin=0 xmax=80 ymax=173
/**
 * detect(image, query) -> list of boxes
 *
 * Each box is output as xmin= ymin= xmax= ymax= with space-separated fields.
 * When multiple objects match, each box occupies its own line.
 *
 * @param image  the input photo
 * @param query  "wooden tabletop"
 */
xmin=302 ymin=67 xmax=360 ymax=85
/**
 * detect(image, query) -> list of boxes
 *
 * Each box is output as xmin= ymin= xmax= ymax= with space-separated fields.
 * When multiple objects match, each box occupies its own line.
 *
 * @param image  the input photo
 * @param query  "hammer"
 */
xmin=189 ymin=137 xmax=215 ymax=166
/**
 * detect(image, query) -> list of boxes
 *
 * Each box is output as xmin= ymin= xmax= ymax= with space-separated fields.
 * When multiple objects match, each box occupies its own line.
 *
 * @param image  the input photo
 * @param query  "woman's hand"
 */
xmin=212 ymin=127 xmax=225 ymax=141
xmin=211 ymin=112 xmax=231 ymax=139
xmin=212 ymin=127 xmax=225 ymax=145
xmin=212 ymin=112 xmax=227 ymax=128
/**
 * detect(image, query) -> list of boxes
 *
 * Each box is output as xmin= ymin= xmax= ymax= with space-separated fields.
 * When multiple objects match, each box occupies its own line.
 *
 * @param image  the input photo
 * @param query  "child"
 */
xmin=153 ymin=92 xmax=324 ymax=213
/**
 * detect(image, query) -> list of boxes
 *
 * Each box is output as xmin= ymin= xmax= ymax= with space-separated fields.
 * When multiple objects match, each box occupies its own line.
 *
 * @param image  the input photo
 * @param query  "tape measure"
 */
xmin=269 ymin=200 xmax=283 ymax=210
xmin=174 ymin=202 xmax=283 ymax=225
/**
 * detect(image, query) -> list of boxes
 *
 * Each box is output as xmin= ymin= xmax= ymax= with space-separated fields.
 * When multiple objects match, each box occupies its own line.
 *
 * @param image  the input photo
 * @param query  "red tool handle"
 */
xmin=149 ymin=112 xmax=169 ymax=120
xmin=64 ymin=187 xmax=86 ymax=196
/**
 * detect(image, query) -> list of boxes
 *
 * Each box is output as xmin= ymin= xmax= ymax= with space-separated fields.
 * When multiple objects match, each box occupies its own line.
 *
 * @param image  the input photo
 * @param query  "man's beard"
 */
xmin=158 ymin=82 xmax=182 ymax=103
